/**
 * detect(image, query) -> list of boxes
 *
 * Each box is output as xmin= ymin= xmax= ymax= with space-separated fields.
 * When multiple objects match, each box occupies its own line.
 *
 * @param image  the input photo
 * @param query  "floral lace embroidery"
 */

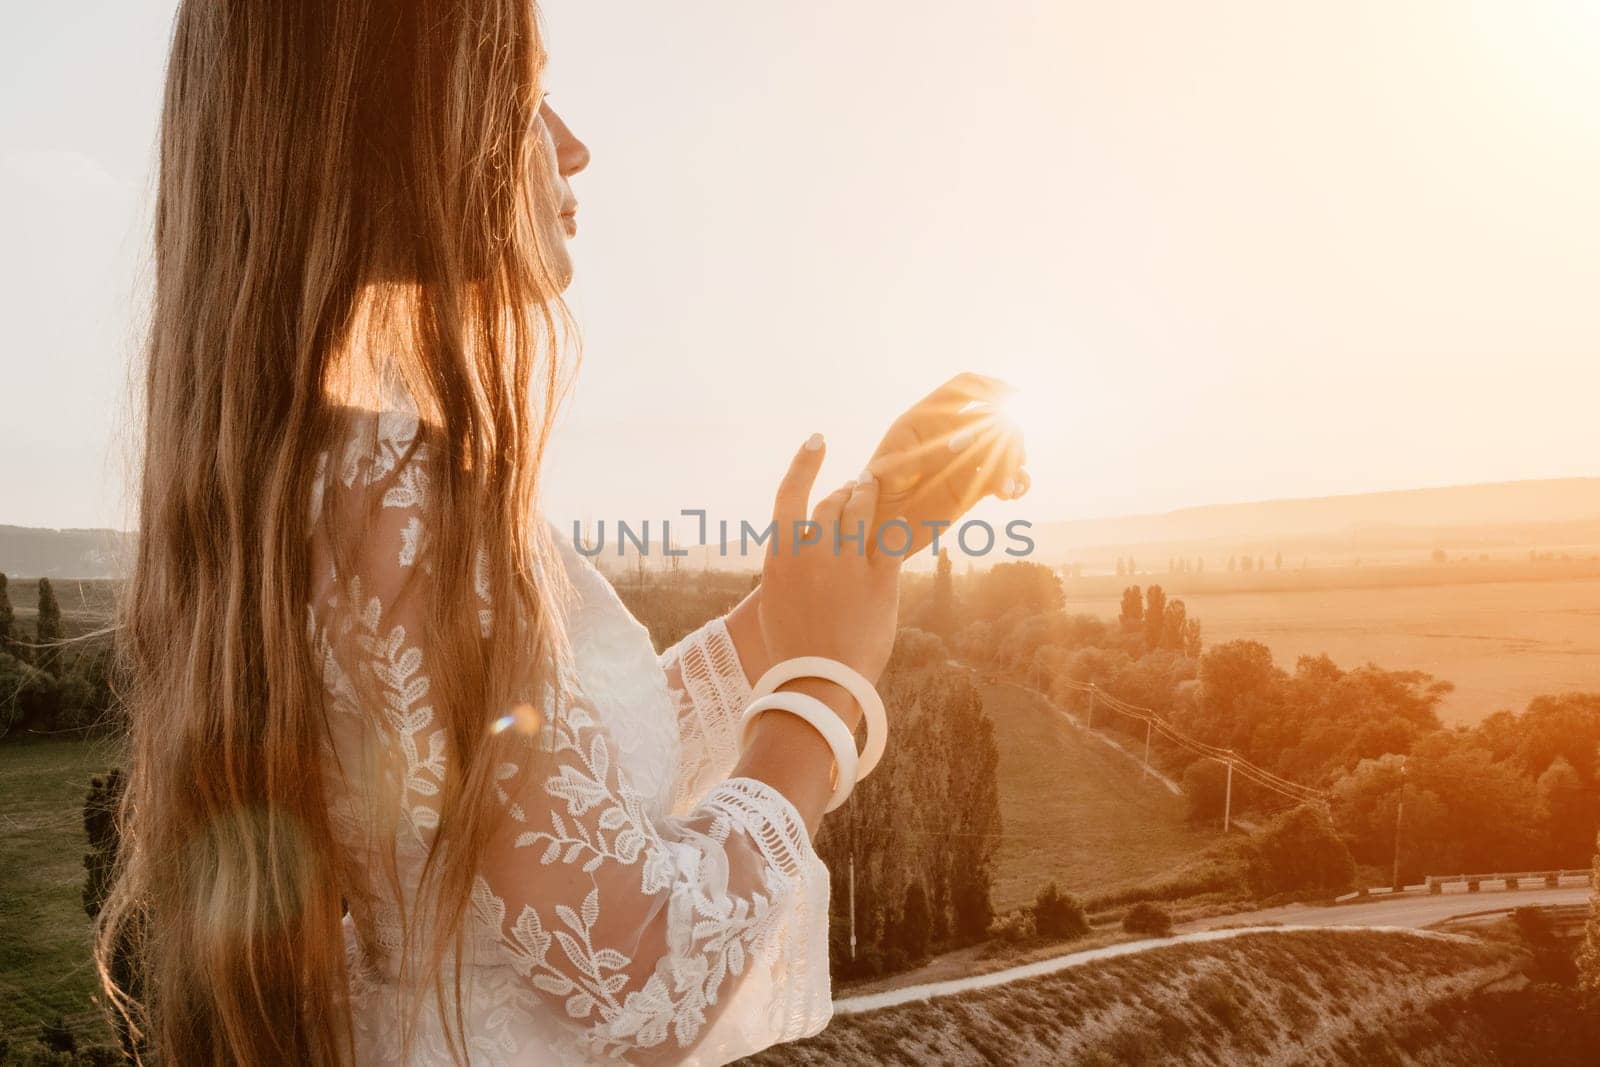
xmin=307 ymin=411 xmax=831 ymax=1063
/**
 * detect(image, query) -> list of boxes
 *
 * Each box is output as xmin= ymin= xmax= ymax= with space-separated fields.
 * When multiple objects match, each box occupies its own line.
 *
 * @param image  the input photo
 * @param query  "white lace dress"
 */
xmin=306 ymin=411 xmax=832 ymax=1064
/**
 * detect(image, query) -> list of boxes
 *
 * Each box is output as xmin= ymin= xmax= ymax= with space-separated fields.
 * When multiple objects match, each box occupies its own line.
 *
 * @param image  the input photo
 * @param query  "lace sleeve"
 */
xmin=475 ymin=698 xmax=832 ymax=1062
xmin=311 ymin=419 xmax=833 ymax=1064
xmin=660 ymin=618 xmax=753 ymax=815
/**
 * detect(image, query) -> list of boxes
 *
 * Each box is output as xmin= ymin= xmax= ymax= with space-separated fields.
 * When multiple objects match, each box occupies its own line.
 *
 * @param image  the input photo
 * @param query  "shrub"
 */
xmin=988 ymin=909 xmax=1035 ymax=943
xmin=1121 ymin=901 xmax=1174 ymax=937
xmin=1181 ymin=759 xmax=1230 ymax=825
xmin=1245 ymin=805 xmax=1356 ymax=898
xmin=1191 ymin=975 xmax=1244 ymax=1030
xmin=37 ymin=1017 xmax=75 ymax=1056
xmin=1031 ymin=882 xmax=1089 ymax=941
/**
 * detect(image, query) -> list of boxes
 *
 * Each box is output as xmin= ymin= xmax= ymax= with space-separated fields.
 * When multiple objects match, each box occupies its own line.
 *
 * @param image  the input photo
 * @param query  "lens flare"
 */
xmin=490 ymin=703 xmax=543 ymax=737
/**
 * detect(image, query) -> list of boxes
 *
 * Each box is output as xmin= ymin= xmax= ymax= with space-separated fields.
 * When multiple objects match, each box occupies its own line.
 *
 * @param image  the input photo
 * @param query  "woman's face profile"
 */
xmin=534 ymin=101 xmax=591 ymax=288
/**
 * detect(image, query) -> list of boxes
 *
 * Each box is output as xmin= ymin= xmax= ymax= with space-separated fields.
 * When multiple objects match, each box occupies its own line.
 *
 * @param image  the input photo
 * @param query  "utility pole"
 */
xmin=1142 ymin=720 xmax=1152 ymax=778
xmin=848 ymin=853 xmax=857 ymax=959
xmin=1222 ymin=758 xmax=1234 ymax=834
xmin=1391 ymin=757 xmax=1407 ymax=891
xmin=848 ymin=804 xmax=857 ymax=959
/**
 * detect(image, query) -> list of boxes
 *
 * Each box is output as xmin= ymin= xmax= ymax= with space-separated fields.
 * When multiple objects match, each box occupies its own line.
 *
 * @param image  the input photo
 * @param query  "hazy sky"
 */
xmin=3 ymin=1 xmax=1597 ymax=534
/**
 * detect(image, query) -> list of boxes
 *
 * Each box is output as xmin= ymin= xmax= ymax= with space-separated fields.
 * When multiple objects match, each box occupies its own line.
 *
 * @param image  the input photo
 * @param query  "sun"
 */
xmin=994 ymin=388 xmax=1056 ymax=452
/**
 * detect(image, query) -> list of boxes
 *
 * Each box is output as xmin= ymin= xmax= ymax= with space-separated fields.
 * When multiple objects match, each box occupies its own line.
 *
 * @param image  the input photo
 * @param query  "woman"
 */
xmin=97 ymin=3 xmax=1025 ymax=1064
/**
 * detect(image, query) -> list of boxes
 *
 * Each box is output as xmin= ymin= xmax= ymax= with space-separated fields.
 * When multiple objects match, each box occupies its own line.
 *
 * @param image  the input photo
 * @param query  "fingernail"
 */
xmin=804 ymin=433 xmax=824 ymax=452
xmin=1016 ymin=470 xmax=1031 ymax=497
xmin=857 ymin=469 xmax=875 ymax=486
xmin=1001 ymin=478 xmax=1017 ymax=499
xmin=843 ymin=480 xmax=857 ymax=491
xmin=948 ymin=431 xmax=972 ymax=453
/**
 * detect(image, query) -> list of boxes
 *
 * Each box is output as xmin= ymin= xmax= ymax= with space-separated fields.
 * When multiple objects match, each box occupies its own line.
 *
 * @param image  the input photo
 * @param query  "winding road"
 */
xmin=833 ymin=886 xmax=1590 ymax=1016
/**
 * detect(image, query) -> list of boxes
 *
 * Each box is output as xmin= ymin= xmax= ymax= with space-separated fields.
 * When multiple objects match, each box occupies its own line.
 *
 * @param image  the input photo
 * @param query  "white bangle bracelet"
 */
xmin=752 ymin=657 xmax=888 ymax=781
xmin=739 ymin=691 xmax=859 ymax=813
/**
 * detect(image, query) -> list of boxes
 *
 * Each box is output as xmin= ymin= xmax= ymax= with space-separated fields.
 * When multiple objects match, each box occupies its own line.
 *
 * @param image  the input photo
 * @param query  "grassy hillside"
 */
xmin=739 ymin=928 xmax=1521 ymax=1065
xmin=0 ymin=738 xmax=120 ymax=1043
xmin=981 ymin=679 xmax=1220 ymax=913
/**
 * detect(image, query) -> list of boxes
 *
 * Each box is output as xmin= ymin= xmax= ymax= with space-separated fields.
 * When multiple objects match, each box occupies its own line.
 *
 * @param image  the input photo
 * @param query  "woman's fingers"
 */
xmin=984 ymin=430 xmax=1028 ymax=500
xmin=841 ymin=468 xmax=879 ymax=530
xmin=918 ymin=373 xmax=1014 ymax=412
xmin=773 ymin=434 xmax=826 ymax=551
xmin=811 ymin=482 xmax=854 ymax=527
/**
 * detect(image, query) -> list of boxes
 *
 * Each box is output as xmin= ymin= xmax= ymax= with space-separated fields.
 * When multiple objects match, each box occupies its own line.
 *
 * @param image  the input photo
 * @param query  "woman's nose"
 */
xmin=559 ymin=134 xmax=591 ymax=178
xmin=544 ymin=106 xmax=591 ymax=177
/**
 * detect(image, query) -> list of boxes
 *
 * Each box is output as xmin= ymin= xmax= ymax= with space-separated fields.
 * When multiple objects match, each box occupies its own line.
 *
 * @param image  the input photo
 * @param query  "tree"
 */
xmin=888 ymin=627 xmax=948 ymax=673
xmin=1581 ymin=830 xmax=1600 ymax=1003
xmin=0 ymin=572 xmax=12 ymax=646
xmin=83 ymin=769 xmax=126 ymax=919
xmin=36 ymin=577 xmax=63 ymax=676
xmin=1274 ymin=552 xmax=1284 ymax=570
xmin=815 ymin=657 xmax=1001 ymax=974
xmin=972 ymin=562 xmax=1064 ymax=622
xmin=1537 ymin=757 xmax=1596 ymax=868
xmin=895 ymin=882 xmax=933 ymax=962
xmin=1161 ymin=599 xmax=1188 ymax=652
xmin=1183 ymin=618 xmax=1203 ymax=659
xmin=1245 ymin=805 xmax=1355 ymax=897
xmin=1031 ymin=882 xmax=1088 ymax=940
xmin=1119 ymin=586 xmax=1144 ymax=632
xmin=0 ymin=651 xmax=57 ymax=738
xmin=1182 ymin=759 xmax=1230 ymax=824
xmin=923 ymin=550 xmax=958 ymax=639
xmin=1143 ymin=585 xmax=1166 ymax=650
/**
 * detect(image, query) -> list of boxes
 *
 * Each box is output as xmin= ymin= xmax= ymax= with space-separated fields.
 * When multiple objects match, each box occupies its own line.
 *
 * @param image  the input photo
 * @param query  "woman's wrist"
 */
xmin=723 ymin=587 xmax=772 ymax=684
xmin=773 ymin=676 xmax=861 ymax=733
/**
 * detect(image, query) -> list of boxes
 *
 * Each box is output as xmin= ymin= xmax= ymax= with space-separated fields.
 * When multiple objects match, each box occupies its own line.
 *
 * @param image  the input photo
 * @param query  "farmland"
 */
xmin=1064 ymin=569 xmax=1600 ymax=725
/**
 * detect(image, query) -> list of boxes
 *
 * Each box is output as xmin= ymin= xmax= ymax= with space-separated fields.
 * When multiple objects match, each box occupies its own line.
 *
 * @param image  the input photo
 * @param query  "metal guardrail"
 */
xmin=1424 ymin=869 xmax=1593 ymax=893
xmin=1338 ymin=869 xmax=1593 ymax=902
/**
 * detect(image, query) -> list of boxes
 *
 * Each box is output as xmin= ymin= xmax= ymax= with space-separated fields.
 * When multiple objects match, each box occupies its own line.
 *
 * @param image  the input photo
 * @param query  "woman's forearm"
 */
xmin=723 ymin=585 xmax=773 ymax=685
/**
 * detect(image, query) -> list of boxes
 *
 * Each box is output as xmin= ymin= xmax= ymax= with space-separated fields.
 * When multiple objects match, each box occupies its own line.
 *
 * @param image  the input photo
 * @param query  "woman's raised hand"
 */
xmin=863 ymin=373 xmax=1027 ymax=558
xmin=756 ymin=435 xmax=902 ymax=690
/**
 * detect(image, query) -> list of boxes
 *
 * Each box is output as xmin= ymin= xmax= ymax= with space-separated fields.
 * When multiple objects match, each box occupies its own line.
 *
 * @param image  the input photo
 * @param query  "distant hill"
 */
xmin=1028 ymin=477 xmax=1600 ymax=566
xmin=0 ymin=525 xmax=134 ymax=579
xmin=7 ymin=477 xmax=1599 ymax=577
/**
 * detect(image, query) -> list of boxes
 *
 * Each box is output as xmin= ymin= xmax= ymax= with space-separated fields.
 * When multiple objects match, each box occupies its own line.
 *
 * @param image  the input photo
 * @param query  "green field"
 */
xmin=2 ymin=685 xmax=1216 ymax=1040
xmin=981 ymin=680 xmax=1217 ymax=913
xmin=0 ymin=738 xmax=122 ymax=1044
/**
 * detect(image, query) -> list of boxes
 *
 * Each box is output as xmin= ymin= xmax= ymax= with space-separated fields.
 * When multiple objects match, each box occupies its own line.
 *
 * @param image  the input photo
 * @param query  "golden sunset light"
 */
xmin=2 ymin=3 xmax=1598 ymax=1064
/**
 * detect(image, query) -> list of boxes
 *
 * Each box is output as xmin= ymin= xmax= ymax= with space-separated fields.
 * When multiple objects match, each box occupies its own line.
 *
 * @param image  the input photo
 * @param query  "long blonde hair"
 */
xmin=97 ymin=3 xmax=571 ymax=1062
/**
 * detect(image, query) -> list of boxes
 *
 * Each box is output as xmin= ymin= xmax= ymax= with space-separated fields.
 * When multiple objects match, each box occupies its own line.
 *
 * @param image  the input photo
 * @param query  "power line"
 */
xmin=1042 ymin=676 xmax=1330 ymax=807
